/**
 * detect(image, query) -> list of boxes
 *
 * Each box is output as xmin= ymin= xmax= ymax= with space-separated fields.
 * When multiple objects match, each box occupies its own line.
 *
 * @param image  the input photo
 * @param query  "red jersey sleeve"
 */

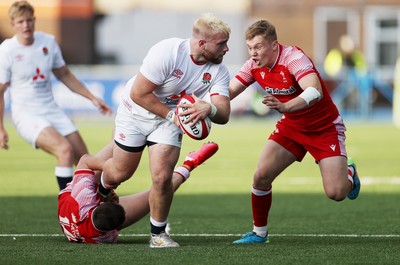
xmin=235 ymin=59 xmax=256 ymax=87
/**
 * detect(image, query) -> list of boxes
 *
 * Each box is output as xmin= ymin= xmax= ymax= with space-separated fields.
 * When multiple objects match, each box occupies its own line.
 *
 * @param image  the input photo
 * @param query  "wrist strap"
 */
xmin=208 ymin=103 xmax=217 ymax=118
xmin=165 ymin=110 xmax=176 ymax=123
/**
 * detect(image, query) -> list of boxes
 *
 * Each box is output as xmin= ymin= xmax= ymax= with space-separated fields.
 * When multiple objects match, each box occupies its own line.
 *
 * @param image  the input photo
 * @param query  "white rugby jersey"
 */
xmin=122 ymin=38 xmax=230 ymax=118
xmin=0 ymin=32 xmax=65 ymax=113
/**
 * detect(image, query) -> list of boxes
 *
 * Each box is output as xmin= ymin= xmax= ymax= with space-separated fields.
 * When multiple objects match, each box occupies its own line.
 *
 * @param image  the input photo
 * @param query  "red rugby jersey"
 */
xmin=58 ymin=169 xmax=118 ymax=244
xmin=235 ymin=44 xmax=339 ymax=132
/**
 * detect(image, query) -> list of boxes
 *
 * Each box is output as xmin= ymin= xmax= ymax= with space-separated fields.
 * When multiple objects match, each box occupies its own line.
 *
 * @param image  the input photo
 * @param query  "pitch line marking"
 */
xmin=1 ymin=233 xmax=399 ymax=238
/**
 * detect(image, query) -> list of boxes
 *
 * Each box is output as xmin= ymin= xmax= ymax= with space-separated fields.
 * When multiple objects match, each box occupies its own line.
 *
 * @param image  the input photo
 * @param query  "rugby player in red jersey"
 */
xmin=230 ymin=20 xmax=361 ymax=244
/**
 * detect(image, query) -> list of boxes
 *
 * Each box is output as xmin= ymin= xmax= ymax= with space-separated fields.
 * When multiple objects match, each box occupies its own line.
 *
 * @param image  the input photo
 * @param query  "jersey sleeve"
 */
xmin=70 ymin=170 xmax=101 ymax=220
xmin=285 ymin=47 xmax=316 ymax=82
xmin=139 ymin=38 xmax=177 ymax=86
xmin=0 ymin=44 xmax=11 ymax=84
xmin=235 ymin=59 xmax=256 ymax=87
xmin=208 ymin=64 xmax=230 ymax=97
xmin=50 ymin=36 xmax=66 ymax=69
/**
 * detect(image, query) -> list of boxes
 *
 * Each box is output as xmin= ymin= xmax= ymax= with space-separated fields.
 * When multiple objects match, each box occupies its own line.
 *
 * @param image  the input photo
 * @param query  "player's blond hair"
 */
xmin=8 ymin=1 xmax=34 ymax=21
xmin=245 ymin=20 xmax=277 ymax=42
xmin=193 ymin=13 xmax=231 ymax=40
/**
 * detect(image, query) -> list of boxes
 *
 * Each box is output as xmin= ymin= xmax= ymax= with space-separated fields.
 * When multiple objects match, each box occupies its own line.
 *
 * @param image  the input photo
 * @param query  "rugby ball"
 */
xmin=176 ymin=95 xmax=212 ymax=140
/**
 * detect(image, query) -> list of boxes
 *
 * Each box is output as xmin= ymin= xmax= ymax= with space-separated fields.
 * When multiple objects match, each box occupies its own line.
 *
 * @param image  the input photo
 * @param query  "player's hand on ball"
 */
xmin=176 ymin=95 xmax=211 ymax=140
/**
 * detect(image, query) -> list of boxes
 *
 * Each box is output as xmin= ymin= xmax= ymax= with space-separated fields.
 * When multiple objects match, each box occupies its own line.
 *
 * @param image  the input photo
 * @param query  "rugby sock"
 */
xmin=253 ymin=225 xmax=268 ymax=238
xmin=55 ymin=166 xmax=73 ymax=190
xmin=348 ymin=166 xmax=355 ymax=188
xmin=251 ymin=186 xmax=272 ymax=237
xmin=98 ymin=173 xmax=112 ymax=197
xmin=150 ymin=217 xmax=168 ymax=235
xmin=174 ymin=166 xmax=191 ymax=182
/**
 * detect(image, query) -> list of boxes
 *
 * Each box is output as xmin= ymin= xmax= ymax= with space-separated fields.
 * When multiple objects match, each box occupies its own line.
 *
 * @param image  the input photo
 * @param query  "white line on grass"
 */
xmin=1 ymin=233 xmax=399 ymax=238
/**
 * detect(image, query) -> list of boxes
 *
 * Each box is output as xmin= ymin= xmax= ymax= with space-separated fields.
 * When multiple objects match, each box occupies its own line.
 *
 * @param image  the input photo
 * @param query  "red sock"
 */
xmin=251 ymin=186 xmax=272 ymax=227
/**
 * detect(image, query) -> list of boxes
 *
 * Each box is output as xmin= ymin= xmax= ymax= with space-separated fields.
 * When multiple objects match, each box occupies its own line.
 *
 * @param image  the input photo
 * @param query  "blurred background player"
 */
xmin=229 ymin=20 xmax=361 ymax=244
xmin=324 ymin=34 xmax=367 ymax=79
xmin=324 ymin=34 xmax=368 ymax=112
xmin=98 ymin=13 xmax=231 ymax=247
xmin=0 ymin=1 xmax=112 ymax=190
xmin=58 ymin=142 xmax=219 ymax=244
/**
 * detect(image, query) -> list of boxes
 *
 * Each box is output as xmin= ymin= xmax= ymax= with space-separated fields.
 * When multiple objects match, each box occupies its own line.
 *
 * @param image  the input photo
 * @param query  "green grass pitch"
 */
xmin=0 ymin=116 xmax=399 ymax=264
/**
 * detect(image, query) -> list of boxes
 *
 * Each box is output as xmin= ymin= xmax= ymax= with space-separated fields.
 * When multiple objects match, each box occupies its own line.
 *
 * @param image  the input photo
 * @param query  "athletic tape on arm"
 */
xmin=298 ymin=87 xmax=322 ymax=106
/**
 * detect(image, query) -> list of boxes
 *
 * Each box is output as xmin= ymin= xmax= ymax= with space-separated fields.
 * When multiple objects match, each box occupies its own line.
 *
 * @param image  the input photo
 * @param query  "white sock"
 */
xmin=253 ymin=225 xmax=268 ymax=238
xmin=174 ymin=166 xmax=190 ymax=181
xmin=150 ymin=216 xmax=168 ymax=227
xmin=55 ymin=166 xmax=73 ymax=177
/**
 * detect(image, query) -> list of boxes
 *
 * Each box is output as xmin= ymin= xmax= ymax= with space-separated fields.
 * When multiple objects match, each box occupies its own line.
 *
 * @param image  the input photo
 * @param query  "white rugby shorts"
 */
xmin=12 ymin=108 xmax=77 ymax=148
xmin=113 ymin=101 xmax=183 ymax=149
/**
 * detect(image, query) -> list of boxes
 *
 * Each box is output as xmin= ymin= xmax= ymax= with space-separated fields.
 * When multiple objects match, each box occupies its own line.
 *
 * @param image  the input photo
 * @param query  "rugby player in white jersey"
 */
xmin=0 ymin=1 xmax=112 ymax=190
xmin=98 ymin=13 xmax=231 ymax=248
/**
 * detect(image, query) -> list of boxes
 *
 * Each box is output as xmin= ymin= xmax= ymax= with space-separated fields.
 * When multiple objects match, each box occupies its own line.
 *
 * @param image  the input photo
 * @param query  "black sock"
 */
xmin=151 ymin=222 xmax=167 ymax=235
xmin=98 ymin=181 xmax=111 ymax=197
xmin=57 ymin=176 xmax=72 ymax=190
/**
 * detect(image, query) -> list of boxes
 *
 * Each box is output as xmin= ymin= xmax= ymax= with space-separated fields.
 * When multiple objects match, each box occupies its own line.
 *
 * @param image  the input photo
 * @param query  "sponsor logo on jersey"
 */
xmin=122 ymin=99 xmax=132 ymax=112
xmin=15 ymin=54 xmax=24 ymax=62
xmin=32 ymin=67 xmax=45 ymax=81
xmin=173 ymin=69 xmax=183 ymax=78
xmin=330 ymin=144 xmax=336 ymax=151
xmin=265 ymin=86 xmax=296 ymax=95
xmin=166 ymin=91 xmax=187 ymax=105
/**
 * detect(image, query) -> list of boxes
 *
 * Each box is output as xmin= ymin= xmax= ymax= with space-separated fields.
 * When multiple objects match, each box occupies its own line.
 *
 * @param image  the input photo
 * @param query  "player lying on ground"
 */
xmin=58 ymin=142 xmax=218 ymax=245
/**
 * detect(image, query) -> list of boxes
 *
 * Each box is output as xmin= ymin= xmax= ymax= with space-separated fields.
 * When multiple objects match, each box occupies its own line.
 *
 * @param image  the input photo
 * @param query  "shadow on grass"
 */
xmin=0 ymin=193 xmax=399 ymax=265
xmin=0 ymin=193 xmax=399 ymax=236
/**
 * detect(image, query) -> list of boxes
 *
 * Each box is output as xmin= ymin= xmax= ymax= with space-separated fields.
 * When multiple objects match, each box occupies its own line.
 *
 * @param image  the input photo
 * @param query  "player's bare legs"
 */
xmin=101 ymin=142 xmax=143 ymax=189
xmin=319 ymin=156 xmax=350 ymax=201
xmin=147 ymin=144 xmax=180 ymax=230
xmin=66 ymin=131 xmax=89 ymax=164
xmin=319 ymin=156 xmax=360 ymax=201
xmin=234 ymin=140 xmax=296 ymax=244
xmin=36 ymin=127 xmax=88 ymax=190
xmin=120 ymin=169 xmax=187 ymax=229
xmin=120 ymin=142 xmax=219 ymax=229
xmin=253 ymin=140 xmax=297 ymax=188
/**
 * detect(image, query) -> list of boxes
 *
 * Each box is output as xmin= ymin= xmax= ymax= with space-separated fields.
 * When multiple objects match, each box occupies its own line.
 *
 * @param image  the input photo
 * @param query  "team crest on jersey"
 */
xmin=43 ymin=47 xmax=49 ymax=56
xmin=280 ymin=71 xmax=287 ymax=83
xmin=202 ymin=72 xmax=212 ymax=84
